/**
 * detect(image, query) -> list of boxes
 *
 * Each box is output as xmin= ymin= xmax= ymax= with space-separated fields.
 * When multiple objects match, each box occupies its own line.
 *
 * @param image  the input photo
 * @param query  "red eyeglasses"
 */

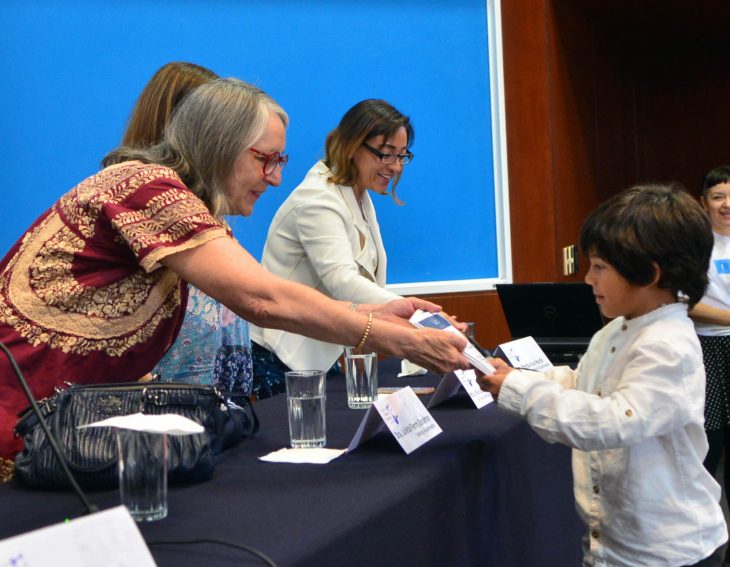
xmin=249 ymin=148 xmax=289 ymax=175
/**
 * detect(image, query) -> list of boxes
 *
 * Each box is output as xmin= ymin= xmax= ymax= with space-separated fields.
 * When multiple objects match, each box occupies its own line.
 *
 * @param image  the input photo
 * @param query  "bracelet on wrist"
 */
xmin=354 ymin=312 xmax=373 ymax=353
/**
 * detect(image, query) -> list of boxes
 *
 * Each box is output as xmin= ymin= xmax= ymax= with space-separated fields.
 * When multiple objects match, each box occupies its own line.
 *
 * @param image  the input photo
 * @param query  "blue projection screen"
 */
xmin=0 ymin=1 xmax=504 ymax=291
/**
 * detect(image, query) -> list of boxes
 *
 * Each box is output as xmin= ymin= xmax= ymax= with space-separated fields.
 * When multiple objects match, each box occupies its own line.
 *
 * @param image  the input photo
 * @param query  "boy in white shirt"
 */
xmin=479 ymin=184 xmax=728 ymax=566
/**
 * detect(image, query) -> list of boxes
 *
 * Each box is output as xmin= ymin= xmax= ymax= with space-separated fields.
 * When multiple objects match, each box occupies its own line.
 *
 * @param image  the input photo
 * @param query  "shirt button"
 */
xmin=610 ymin=346 xmax=616 ymax=353
xmin=625 ymin=409 xmax=633 ymax=417
xmin=591 ymin=529 xmax=600 ymax=539
xmin=621 ymin=324 xmax=627 ymax=331
xmin=593 ymin=485 xmax=600 ymax=494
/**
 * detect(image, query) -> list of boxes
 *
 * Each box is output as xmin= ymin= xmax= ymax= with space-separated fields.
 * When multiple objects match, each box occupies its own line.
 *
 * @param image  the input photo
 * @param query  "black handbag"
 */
xmin=12 ymin=381 xmax=258 ymax=490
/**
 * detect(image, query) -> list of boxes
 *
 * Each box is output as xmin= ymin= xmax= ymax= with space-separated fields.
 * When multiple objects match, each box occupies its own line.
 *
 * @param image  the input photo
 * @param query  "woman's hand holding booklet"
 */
xmin=409 ymin=310 xmax=496 ymax=375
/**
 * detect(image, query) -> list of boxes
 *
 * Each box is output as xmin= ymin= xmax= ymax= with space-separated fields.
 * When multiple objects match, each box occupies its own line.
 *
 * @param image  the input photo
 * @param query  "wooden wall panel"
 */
xmin=575 ymin=0 xmax=730 ymax=193
xmin=500 ymin=0 xmax=559 ymax=283
xmin=549 ymin=1 xmax=639 ymax=278
xmin=548 ymin=2 xmax=599 ymax=278
xmin=635 ymin=51 xmax=730 ymax=194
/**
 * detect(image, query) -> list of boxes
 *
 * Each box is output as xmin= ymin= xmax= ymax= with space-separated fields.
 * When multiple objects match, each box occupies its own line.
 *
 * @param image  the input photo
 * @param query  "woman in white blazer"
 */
xmin=250 ymin=99 xmax=416 ymax=398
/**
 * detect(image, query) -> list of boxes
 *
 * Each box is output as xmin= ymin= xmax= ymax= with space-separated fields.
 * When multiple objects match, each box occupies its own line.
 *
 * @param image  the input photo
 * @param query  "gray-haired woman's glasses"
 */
xmin=362 ymin=142 xmax=414 ymax=165
xmin=249 ymin=148 xmax=289 ymax=175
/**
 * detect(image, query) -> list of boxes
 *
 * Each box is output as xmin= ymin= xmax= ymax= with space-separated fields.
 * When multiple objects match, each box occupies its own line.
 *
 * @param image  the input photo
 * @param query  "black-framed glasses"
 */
xmin=249 ymin=147 xmax=289 ymax=175
xmin=362 ymin=142 xmax=414 ymax=165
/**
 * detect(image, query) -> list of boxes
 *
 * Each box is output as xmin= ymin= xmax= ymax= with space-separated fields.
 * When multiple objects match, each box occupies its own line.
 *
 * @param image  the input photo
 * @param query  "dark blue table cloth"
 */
xmin=0 ymin=360 xmax=584 ymax=566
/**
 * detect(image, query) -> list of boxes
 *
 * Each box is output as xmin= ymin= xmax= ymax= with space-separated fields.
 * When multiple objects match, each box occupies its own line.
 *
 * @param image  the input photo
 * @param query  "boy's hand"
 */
xmin=476 ymin=357 xmax=515 ymax=401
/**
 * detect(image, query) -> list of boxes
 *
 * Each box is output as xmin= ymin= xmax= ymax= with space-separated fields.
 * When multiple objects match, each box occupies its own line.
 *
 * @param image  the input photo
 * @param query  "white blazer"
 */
xmin=250 ymin=161 xmax=400 ymax=371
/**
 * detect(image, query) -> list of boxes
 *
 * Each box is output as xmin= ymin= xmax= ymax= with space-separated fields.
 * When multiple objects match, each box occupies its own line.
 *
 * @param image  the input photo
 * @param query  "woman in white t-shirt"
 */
xmin=690 ymin=165 xmax=730 ymax=504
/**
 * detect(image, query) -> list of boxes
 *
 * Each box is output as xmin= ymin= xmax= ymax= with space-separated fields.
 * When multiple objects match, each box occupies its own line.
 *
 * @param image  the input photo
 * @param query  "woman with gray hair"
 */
xmin=0 ymin=78 xmax=469 ymax=477
xmin=118 ymin=62 xmax=254 ymax=398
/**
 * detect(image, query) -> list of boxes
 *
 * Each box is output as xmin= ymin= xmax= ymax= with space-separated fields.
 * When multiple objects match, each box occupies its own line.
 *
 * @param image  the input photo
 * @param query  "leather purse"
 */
xmin=12 ymin=381 xmax=258 ymax=490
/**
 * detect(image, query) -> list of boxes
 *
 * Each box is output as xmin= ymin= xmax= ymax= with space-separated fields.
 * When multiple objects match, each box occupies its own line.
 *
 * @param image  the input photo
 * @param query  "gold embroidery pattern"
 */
xmin=0 ymin=257 xmax=180 ymax=356
xmin=115 ymin=211 xmax=222 ymax=253
xmin=140 ymin=228 xmax=228 ymax=273
xmin=0 ymin=162 xmax=225 ymax=357
xmin=31 ymin=228 xmax=163 ymax=317
xmin=59 ymin=163 xmax=179 ymax=238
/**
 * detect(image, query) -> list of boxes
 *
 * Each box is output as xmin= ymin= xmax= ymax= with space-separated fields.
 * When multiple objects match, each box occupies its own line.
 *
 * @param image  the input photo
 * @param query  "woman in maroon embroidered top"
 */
xmin=0 ymin=78 xmax=469 ymax=477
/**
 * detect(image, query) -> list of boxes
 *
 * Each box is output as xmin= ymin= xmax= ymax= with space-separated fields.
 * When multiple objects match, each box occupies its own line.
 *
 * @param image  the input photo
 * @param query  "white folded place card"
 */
xmin=77 ymin=412 xmax=205 ymax=435
xmin=494 ymin=336 xmax=553 ymax=372
xmin=0 ymin=506 xmax=155 ymax=566
xmin=348 ymin=386 xmax=441 ymax=454
xmin=427 ymin=369 xmax=493 ymax=409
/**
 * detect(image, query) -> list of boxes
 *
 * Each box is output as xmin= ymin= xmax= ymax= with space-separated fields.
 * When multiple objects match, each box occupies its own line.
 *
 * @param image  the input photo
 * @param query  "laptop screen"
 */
xmin=495 ymin=282 xmax=605 ymax=344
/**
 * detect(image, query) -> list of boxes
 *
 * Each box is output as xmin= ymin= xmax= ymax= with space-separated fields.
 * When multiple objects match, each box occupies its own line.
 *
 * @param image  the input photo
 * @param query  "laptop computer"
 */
xmin=495 ymin=282 xmax=605 ymax=364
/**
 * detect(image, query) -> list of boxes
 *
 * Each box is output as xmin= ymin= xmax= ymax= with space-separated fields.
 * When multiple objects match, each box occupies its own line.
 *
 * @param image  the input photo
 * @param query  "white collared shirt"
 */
xmin=498 ymin=303 xmax=727 ymax=566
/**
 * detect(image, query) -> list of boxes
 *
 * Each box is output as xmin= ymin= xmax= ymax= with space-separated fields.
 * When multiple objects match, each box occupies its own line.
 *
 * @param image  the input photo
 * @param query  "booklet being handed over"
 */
xmin=409 ymin=310 xmax=496 ymax=375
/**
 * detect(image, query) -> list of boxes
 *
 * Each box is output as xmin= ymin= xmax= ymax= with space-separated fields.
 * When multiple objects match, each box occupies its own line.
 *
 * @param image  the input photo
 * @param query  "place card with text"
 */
xmin=348 ymin=386 xmax=441 ymax=454
xmin=493 ymin=336 xmax=553 ymax=372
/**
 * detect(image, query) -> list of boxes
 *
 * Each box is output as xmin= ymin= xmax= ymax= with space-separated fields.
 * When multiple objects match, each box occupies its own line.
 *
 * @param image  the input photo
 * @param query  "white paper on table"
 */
xmin=77 ymin=412 xmax=205 ymax=435
xmin=258 ymin=448 xmax=347 ymax=464
xmin=397 ymin=359 xmax=427 ymax=377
